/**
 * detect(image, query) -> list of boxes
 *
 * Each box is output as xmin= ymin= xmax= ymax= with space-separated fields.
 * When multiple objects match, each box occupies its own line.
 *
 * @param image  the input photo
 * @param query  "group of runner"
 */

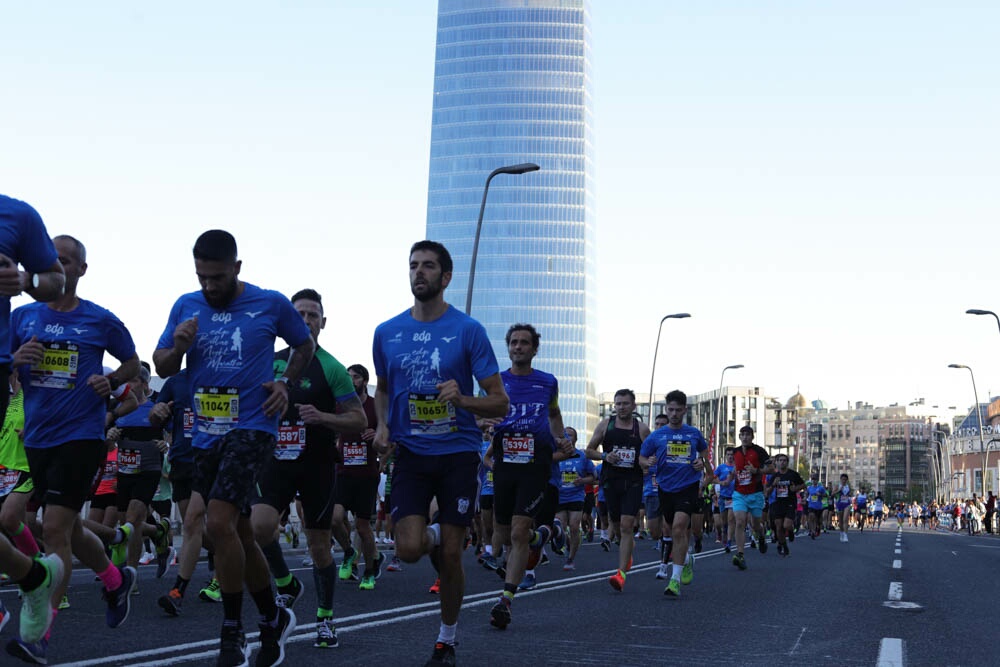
xmin=0 ymin=197 xmax=927 ymax=667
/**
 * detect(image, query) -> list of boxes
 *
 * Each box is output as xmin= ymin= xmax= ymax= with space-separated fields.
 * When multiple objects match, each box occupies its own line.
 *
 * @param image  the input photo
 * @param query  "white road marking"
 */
xmin=877 ymin=638 xmax=904 ymax=666
xmin=892 ymin=559 xmax=902 ymax=568
xmin=888 ymin=582 xmax=902 ymax=600
xmin=894 ymin=549 xmax=901 ymax=554
xmin=788 ymin=626 xmax=807 ymax=655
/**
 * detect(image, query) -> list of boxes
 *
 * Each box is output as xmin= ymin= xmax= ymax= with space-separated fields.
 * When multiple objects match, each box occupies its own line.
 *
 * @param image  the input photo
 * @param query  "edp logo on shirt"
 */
xmin=44 ymin=324 xmax=64 ymax=336
xmin=211 ymin=312 xmax=232 ymax=324
xmin=413 ymin=331 xmax=431 ymax=343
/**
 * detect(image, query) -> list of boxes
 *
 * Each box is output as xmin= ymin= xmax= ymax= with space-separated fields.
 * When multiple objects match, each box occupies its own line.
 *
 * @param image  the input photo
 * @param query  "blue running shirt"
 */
xmin=372 ymin=305 xmax=499 ymax=456
xmin=640 ymin=424 xmax=707 ymax=493
xmin=156 ymin=284 xmax=310 ymax=450
xmin=11 ymin=300 xmax=136 ymax=448
xmin=559 ymin=450 xmax=596 ymax=504
xmin=495 ymin=368 xmax=558 ymax=465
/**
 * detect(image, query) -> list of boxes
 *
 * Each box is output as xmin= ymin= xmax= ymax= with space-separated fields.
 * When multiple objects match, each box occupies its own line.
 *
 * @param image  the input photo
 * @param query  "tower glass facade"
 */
xmin=426 ymin=0 xmax=598 ymax=434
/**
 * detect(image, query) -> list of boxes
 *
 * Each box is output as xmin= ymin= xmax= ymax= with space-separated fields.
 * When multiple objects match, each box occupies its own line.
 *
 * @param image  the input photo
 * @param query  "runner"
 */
xmin=638 ymin=390 xmax=712 ymax=598
xmin=8 ymin=234 xmax=138 ymax=663
xmin=643 ymin=414 xmax=669 ymax=579
xmin=153 ymin=230 xmax=315 ymax=667
xmin=372 ymin=240 xmax=508 ymax=666
xmin=477 ymin=425 xmax=499 ymax=571
xmin=251 ymin=289 xmax=364 ymax=649
xmin=586 ymin=389 xmax=650 ymax=591
xmin=555 ymin=427 xmax=595 ymax=571
xmin=714 ymin=447 xmax=736 ymax=552
xmin=763 ymin=453 xmax=804 ymax=556
xmin=730 ymin=426 xmax=773 ymax=571
xmin=805 ymin=474 xmax=827 ymax=538
xmin=855 ymin=489 xmax=868 ymax=532
xmin=329 ymin=361 xmax=382 ymax=593
xmin=834 ymin=474 xmax=852 ymax=543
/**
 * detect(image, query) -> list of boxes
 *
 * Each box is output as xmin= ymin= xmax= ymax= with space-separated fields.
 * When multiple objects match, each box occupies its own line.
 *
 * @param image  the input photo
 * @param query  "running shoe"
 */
xmin=157 ymin=547 xmax=176 ymax=580
xmin=158 ymin=588 xmax=183 ymax=616
xmin=425 ymin=641 xmax=457 ymax=667
xmin=373 ymin=552 xmax=386 ymax=580
xmin=358 ymin=575 xmax=375 ymax=591
xmin=480 ymin=554 xmax=499 ymax=571
xmin=608 ymin=571 xmax=624 ymax=592
xmin=694 ymin=537 xmax=703 ymax=553
xmin=103 ymin=565 xmax=136 ymax=628
xmin=732 ymin=553 xmax=747 ymax=570
xmin=386 ymin=556 xmax=403 ymax=572
xmin=518 ymin=573 xmax=536 ymax=591
xmin=551 ymin=519 xmax=566 ymax=555
xmin=655 ymin=564 xmax=669 ymax=580
xmin=200 ymin=578 xmax=222 ymax=603
xmin=139 ymin=550 xmax=155 ymax=566
xmin=562 ymin=559 xmax=576 ymax=571
xmin=724 ymin=540 xmax=732 ymax=553
xmin=489 ymin=599 xmax=512 ymax=630
xmin=58 ymin=594 xmax=70 ymax=610
xmin=539 ymin=552 xmax=550 ymax=566
xmin=6 ymin=638 xmax=47 ymax=664
xmin=301 ymin=556 xmax=314 ymax=568
xmin=19 ymin=553 xmax=63 ymax=643
xmin=256 ymin=607 xmax=295 ymax=667
xmin=216 ymin=624 xmax=249 ymax=667
xmin=664 ymin=578 xmax=681 ymax=598
xmin=275 ymin=575 xmax=304 ymax=609
xmin=110 ymin=524 xmax=131 ymax=568
xmin=757 ymin=533 xmax=767 ymax=554
xmin=428 ymin=578 xmax=440 ymax=594
xmin=338 ymin=549 xmax=358 ymax=581
xmin=314 ymin=618 xmax=338 ymax=648
xmin=681 ymin=553 xmax=694 ymax=585
xmin=600 ymin=538 xmax=611 ymax=552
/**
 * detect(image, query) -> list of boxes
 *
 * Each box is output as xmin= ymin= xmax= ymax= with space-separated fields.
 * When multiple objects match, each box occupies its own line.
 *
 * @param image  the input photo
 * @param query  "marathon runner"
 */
xmin=586 ymin=389 xmax=650 ymax=591
xmin=487 ymin=323 xmax=571 ymax=629
xmin=764 ymin=453 xmax=804 ymax=556
xmin=372 ymin=241 xmax=508 ymax=666
xmin=154 ymin=230 xmax=315 ymax=667
xmin=639 ymin=390 xmax=712 ymax=598
xmin=555 ymin=426 xmax=595 ymax=571
xmin=855 ymin=489 xmax=868 ymax=532
xmin=805 ymin=474 xmax=827 ymax=538
xmin=9 ymin=234 xmax=138 ymax=663
xmin=730 ymin=426 xmax=773 ymax=571
xmin=834 ymin=474 xmax=852 ymax=542
xmin=714 ymin=447 xmax=736 ymax=552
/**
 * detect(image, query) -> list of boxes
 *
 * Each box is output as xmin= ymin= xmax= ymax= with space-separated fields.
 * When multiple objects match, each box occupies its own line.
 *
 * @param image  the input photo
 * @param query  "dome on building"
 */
xmin=785 ymin=390 xmax=808 ymax=409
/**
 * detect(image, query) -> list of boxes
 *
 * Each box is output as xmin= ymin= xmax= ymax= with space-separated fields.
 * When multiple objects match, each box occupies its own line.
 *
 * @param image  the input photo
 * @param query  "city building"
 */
xmin=946 ymin=398 xmax=1000 ymax=499
xmin=425 ymin=0 xmax=598 ymax=434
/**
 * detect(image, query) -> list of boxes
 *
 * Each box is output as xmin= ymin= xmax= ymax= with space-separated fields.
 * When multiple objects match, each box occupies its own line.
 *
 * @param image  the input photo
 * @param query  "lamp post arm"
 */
xmin=465 ymin=169 xmax=501 ymax=315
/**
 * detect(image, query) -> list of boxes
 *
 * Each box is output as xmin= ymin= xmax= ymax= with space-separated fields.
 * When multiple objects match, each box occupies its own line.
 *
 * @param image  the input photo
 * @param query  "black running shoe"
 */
xmin=489 ymin=599 xmax=512 ymax=630
xmin=425 ymin=641 xmax=457 ymax=666
xmin=256 ymin=607 xmax=296 ymax=667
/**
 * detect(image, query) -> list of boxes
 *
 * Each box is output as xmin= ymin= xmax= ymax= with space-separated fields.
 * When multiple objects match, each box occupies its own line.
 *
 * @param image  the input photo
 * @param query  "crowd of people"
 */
xmin=0 ymin=194 xmax=995 ymax=667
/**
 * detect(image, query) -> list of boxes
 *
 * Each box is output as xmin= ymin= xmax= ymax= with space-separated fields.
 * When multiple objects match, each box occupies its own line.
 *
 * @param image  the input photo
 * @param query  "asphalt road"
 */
xmin=1 ymin=523 xmax=996 ymax=666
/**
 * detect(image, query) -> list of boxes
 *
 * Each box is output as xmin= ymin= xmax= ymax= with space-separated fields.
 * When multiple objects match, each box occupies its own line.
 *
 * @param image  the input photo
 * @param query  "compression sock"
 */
xmin=11 ymin=522 xmax=40 ymax=558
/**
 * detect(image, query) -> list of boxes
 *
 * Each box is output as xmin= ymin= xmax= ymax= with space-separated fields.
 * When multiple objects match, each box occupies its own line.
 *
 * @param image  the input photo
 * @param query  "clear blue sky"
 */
xmin=3 ymin=2 xmax=998 ymax=422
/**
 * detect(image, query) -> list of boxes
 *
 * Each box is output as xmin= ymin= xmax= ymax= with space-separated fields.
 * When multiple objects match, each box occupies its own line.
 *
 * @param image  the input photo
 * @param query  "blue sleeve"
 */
xmin=15 ymin=202 xmax=58 ymax=273
xmin=274 ymin=292 xmax=311 ymax=348
xmin=583 ymin=458 xmax=595 ymax=476
xmin=372 ymin=328 xmax=387 ymax=378
xmin=695 ymin=433 xmax=707 ymax=453
xmin=640 ymin=434 xmax=657 ymax=457
xmin=158 ymin=376 xmax=175 ymax=404
xmin=156 ymin=297 xmax=184 ymax=351
xmin=466 ymin=320 xmax=499 ymax=382
xmin=103 ymin=307 xmax=137 ymax=362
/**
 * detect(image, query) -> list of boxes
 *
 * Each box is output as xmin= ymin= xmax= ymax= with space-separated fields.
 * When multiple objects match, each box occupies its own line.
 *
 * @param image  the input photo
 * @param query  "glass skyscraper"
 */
xmin=426 ymin=0 xmax=598 ymax=434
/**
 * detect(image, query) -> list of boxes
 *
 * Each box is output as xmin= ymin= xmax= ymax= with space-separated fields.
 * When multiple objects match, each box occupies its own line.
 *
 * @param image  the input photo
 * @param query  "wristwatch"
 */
xmin=276 ymin=376 xmax=291 ymax=386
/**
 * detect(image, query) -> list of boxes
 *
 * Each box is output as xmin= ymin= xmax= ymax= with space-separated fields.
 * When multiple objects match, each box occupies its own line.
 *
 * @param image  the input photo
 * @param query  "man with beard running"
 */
xmin=372 ymin=241 xmax=508 ymax=666
xmin=586 ymin=389 xmax=650 ymax=592
xmin=764 ymin=453 xmax=804 ymax=556
xmin=488 ymin=324 xmax=572 ymax=630
xmin=154 ymin=230 xmax=315 ymax=667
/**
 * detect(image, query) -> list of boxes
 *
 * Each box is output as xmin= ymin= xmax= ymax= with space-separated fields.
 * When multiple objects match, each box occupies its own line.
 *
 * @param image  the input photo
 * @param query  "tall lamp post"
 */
xmin=966 ymin=308 xmax=1000 ymax=334
xmin=949 ymin=363 xmax=987 ymax=496
xmin=713 ymin=364 xmax=744 ymax=465
xmin=465 ymin=163 xmax=540 ymax=314
xmin=983 ymin=438 xmax=1000 ymax=497
xmin=932 ymin=429 xmax=950 ymax=500
xmin=646 ymin=313 xmax=691 ymax=422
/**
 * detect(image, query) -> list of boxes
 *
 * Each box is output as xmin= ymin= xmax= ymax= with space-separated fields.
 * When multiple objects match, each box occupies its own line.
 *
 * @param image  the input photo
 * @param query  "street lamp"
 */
xmin=932 ymin=429 xmax=950 ymax=500
xmin=983 ymin=438 xmax=1000 ymax=498
xmin=966 ymin=308 xmax=1000 ymax=334
xmin=646 ymin=313 xmax=691 ymax=421
xmin=465 ymin=163 xmax=540 ymax=314
xmin=949 ymin=363 xmax=987 ymax=496
xmin=714 ymin=364 xmax=744 ymax=464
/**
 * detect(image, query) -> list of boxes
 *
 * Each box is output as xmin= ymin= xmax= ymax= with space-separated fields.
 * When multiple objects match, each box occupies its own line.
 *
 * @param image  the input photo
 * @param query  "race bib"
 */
xmin=810 ymin=494 xmax=819 ymax=502
xmin=194 ymin=386 xmax=239 ymax=435
xmin=777 ymin=484 xmax=789 ymax=498
xmin=486 ymin=470 xmax=493 ymax=484
xmin=182 ymin=408 xmax=195 ymax=439
xmin=274 ymin=421 xmax=306 ymax=460
xmin=343 ymin=442 xmax=368 ymax=466
xmin=667 ymin=441 xmax=690 ymax=461
xmin=408 ymin=393 xmax=457 ymax=434
xmin=724 ymin=498 xmax=734 ymax=510
xmin=0 ymin=468 xmax=21 ymax=498
xmin=737 ymin=469 xmax=753 ymax=485
xmin=611 ymin=446 xmax=636 ymax=468
xmin=31 ymin=342 xmax=79 ymax=389
xmin=118 ymin=449 xmax=140 ymax=475
xmin=502 ymin=434 xmax=534 ymax=464
xmin=561 ymin=470 xmax=578 ymax=488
